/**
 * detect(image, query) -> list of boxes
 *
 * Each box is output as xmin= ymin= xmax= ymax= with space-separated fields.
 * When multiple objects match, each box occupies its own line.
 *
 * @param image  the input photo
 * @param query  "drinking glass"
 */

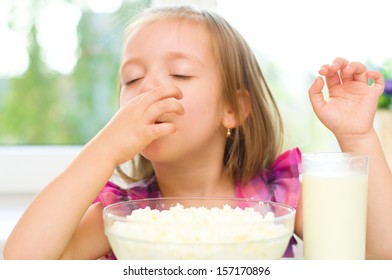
xmin=302 ymin=152 xmax=368 ymax=259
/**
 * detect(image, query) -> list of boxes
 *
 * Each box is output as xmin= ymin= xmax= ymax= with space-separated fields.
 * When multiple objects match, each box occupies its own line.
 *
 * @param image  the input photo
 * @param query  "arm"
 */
xmin=60 ymin=202 xmax=111 ymax=260
xmin=294 ymin=190 xmax=303 ymax=239
xmin=4 ymin=144 xmax=116 ymax=259
xmin=3 ymin=86 xmax=184 ymax=259
xmin=308 ymin=58 xmax=392 ymax=259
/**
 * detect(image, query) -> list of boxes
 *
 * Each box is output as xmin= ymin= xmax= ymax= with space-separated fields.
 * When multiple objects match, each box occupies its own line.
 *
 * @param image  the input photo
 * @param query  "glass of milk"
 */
xmin=302 ymin=152 xmax=368 ymax=260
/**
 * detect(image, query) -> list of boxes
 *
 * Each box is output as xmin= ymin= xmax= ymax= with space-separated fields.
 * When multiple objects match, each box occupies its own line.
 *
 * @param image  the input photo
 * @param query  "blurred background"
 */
xmin=1 ymin=0 xmax=392 ymax=258
xmin=1 ymin=0 xmax=391 ymax=149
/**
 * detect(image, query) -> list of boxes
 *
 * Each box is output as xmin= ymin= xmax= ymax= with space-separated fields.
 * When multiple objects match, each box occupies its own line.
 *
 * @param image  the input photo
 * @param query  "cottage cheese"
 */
xmin=105 ymin=203 xmax=293 ymax=259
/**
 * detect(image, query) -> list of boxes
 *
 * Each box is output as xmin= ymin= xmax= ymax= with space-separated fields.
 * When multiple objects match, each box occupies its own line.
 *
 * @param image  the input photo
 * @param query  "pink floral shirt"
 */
xmin=94 ymin=147 xmax=301 ymax=259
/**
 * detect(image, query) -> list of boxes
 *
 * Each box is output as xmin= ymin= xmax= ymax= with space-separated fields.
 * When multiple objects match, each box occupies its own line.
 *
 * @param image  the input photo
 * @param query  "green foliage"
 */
xmin=367 ymin=59 xmax=392 ymax=110
xmin=0 ymin=0 xmax=150 ymax=144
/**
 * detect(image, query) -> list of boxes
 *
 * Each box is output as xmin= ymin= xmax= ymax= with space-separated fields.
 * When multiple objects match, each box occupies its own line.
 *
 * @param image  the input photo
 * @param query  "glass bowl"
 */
xmin=103 ymin=197 xmax=296 ymax=259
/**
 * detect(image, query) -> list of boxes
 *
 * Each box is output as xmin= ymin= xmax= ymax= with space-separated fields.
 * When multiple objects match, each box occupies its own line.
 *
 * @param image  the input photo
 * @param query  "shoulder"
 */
xmin=268 ymin=147 xmax=301 ymax=208
xmin=238 ymin=147 xmax=301 ymax=208
xmin=268 ymin=147 xmax=302 ymax=179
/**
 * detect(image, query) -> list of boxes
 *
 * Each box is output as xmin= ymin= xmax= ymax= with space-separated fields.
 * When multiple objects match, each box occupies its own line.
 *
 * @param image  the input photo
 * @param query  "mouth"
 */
xmin=154 ymin=116 xmax=170 ymax=124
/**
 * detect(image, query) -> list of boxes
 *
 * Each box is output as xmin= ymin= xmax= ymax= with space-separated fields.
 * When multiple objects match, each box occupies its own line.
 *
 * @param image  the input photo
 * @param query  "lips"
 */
xmin=154 ymin=118 xmax=168 ymax=124
xmin=154 ymin=115 xmax=171 ymax=124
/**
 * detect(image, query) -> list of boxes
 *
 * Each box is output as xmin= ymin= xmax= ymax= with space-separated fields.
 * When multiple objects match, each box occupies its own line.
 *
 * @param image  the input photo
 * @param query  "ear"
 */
xmin=222 ymin=90 xmax=251 ymax=129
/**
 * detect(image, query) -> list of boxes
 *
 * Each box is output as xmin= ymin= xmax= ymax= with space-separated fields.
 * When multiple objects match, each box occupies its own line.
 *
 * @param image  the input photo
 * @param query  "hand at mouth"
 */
xmin=154 ymin=115 xmax=170 ymax=124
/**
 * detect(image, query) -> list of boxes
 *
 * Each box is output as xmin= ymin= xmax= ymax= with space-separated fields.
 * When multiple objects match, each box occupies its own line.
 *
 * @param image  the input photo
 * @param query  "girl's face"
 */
xmin=120 ymin=19 xmax=229 ymax=165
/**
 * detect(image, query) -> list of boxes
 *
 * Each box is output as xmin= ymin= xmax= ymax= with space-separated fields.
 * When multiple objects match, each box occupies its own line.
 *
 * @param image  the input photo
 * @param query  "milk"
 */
xmin=302 ymin=153 xmax=368 ymax=260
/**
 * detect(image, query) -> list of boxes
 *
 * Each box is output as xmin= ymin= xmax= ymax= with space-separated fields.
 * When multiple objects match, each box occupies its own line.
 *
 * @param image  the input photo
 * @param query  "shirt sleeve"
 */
xmin=92 ymin=181 xmax=127 ymax=207
xmin=237 ymin=147 xmax=302 ymax=209
xmin=266 ymin=147 xmax=302 ymax=208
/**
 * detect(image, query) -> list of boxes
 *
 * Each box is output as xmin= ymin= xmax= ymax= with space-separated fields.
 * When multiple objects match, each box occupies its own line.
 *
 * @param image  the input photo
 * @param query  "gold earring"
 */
xmin=227 ymin=127 xmax=231 ymax=138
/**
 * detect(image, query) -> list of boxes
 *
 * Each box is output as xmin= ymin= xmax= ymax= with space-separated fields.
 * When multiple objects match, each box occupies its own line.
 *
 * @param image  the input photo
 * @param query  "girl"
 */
xmin=4 ymin=5 xmax=392 ymax=259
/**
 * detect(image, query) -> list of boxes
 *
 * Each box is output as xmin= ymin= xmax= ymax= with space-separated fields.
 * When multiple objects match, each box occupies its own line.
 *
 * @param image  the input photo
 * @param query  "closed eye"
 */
xmin=170 ymin=74 xmax=192 ymax=81
xmin=125 ymin=77 xmax=143 ymax=85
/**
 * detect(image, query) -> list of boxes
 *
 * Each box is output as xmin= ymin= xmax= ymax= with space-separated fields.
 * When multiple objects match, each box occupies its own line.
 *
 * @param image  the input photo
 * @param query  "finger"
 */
xmin=125 ymin=85 xmax=183 ymax=108
xmin=142 ymin=122 xmax=177 ymax=142
xmin=146 ymin=98 xmax=185 ymax=124
xmin=330 ymin=57 xmax=349 ymax=72
xmin=368 ymin=70 xmax=385 ymax=96
xmin=324 ymin=58 xmax=351 ymax=88
xmin=340 ymin=62 xmax=367 ymax=83
xmin=318 ymin=65 xmax=341 ymax=89
xmin=308 ymin=76 xmax=327 ymax=112
xmin=318 ymin=64 xmax=330 ymax=76
xmin=318 ymin=60 xmax=346 ymax=89
xmin=145 ymin=85 xmax=183 ymax=103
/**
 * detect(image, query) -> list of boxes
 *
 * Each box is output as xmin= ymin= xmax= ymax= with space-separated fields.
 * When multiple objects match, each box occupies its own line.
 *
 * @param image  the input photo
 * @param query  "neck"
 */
xmin=152 ymin=160 xmax=236 ymax=198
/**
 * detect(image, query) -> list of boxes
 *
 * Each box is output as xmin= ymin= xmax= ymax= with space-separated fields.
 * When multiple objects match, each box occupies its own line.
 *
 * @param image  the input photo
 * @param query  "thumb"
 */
xmin=308 ymin=76 xmax=326 ymax=113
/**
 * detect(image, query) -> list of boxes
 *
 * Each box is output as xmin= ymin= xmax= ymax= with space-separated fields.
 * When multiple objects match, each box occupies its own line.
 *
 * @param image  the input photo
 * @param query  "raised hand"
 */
xmin=90 ymin=85 xmax=184 ymax=165
xmin=308 ymin=57 xmax=384 ymax=140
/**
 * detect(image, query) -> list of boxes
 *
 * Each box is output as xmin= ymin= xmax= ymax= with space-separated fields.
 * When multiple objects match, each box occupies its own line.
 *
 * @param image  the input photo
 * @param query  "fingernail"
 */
xmin=318 ymin=66 xmax=327 ymax=74
xmin=331 ymin=63 xmax=339 ymax=70
xmin=343 ymin=65 xmax=351 ymax=73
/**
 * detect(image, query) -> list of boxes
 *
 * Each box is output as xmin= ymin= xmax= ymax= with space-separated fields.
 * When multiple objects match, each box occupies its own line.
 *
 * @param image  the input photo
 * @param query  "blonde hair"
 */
xmin=117 ymin=5 xmax=283 ymax=185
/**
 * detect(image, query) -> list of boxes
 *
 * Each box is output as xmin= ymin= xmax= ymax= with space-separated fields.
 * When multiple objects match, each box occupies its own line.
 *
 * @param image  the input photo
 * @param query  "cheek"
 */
xmin=180 ymin=93 xmax=223 ymax=125
xmin=119 ymin=88 xmax=128 ymax=106
xmin=119 ymin=87 xmax=137 ymax=106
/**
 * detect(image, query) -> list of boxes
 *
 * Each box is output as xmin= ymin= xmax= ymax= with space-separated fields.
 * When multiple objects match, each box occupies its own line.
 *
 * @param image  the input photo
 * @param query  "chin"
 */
xmin=141 ymin=141 xmax=173 ymax=162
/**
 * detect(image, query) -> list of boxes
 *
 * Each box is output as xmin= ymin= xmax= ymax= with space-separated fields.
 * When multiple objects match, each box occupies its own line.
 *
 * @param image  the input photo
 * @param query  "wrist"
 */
xmin=83 ymin=137 xmax=118 ymax=170
xmin=335 ymin=129 xmax=379 ymax=152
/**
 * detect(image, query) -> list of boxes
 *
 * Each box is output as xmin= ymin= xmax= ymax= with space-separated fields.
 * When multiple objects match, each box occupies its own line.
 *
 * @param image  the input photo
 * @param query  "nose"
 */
xmin=120 ymin=70 xmax=167 ymax=105
xmin=139 ymin=70 xmax=166 ymax=93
